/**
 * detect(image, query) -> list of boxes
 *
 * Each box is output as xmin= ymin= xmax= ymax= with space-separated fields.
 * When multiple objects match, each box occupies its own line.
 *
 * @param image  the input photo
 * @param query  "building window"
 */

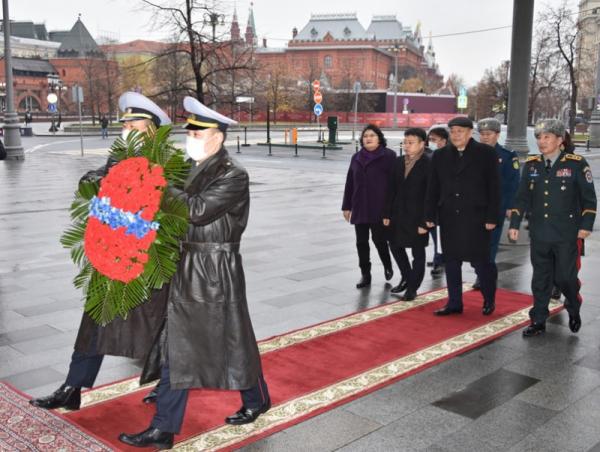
xmin=310 ymin=27 xmax=318 ymax=38
xmin=343 ymin=26 xmax=351 ymax=37
xmin=324 ymin=55 xmax=333 ymax=68
xmin=62 ymin=69 xmax=66 ymax=76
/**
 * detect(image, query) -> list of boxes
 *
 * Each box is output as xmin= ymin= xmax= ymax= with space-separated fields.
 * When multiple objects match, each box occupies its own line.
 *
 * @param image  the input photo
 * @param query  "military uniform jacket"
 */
xmin=425 ymin=138 xmax=500 ymax=262
xmin=141 ymin=148 xmax=262 ymax=391
xmin=509 ymin=152 xmax=596 ymax=242
xmin=495 ymin=143 xmax=520 ymax=214
xmin=383 ymin=154 xmax=430 ymax=248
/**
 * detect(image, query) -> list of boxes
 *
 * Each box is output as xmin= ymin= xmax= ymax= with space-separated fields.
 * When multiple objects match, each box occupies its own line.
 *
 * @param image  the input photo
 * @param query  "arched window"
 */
xmin=324 ymin=55 xmax=333 ymax=68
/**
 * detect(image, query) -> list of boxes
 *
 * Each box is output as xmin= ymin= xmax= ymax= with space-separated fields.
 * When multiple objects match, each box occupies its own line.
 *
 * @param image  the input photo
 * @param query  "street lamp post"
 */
xmin=388 ymin=44 xmax=405 ymax=129
xmin=204 ymin=12 xmax=225 ymax=43
xmin=2 ymin=0 xmax=24 ymax=160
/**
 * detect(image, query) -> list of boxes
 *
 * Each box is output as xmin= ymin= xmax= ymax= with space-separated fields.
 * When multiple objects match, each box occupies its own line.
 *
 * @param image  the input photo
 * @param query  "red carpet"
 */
xmin=22 ymin=287 xmax=562 ymax=450
xmin=0 ymin=382 xmax=111 ymax=451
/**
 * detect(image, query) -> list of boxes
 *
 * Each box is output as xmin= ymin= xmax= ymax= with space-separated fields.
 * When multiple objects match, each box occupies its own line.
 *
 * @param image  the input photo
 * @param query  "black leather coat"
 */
xmin=141 ymin=148 xmax=262 ymax=391
xmin=425 ymin=138 xmax=500 ymax=262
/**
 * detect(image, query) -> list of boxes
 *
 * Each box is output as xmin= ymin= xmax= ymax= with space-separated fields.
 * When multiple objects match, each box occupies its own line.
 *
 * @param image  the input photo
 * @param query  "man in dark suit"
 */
xmin=425 ymin=116 xmax=500 ymax=316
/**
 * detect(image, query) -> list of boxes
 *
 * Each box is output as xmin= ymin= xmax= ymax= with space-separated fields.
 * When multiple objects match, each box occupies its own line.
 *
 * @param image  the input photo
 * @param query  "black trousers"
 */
xmin=445 ymin=259 xmax=496 ymax=310
xmin=354 ymin=223 xmax=392 ymax=275
xmin=151 ymin=360 xmax=270 ymax=434
xmin=65 ymin=328 xmax=104 ymax=388
xmin=390 ymin=245 xmax=426 ymax=291
xmin=530 ymin=240 xmax=581 ymax=325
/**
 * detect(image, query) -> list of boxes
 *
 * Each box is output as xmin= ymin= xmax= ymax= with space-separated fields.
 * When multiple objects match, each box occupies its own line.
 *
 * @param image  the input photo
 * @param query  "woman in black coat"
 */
xmin=342 ymin=124 xmax=396 ymax=289
xmin=383 ymin=128 xmax=430 ymax=301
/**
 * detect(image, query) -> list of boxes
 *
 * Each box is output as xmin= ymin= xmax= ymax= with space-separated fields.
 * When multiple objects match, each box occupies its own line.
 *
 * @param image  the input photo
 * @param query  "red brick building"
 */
xmin=253 ymin=13 xmax=443 ymax=99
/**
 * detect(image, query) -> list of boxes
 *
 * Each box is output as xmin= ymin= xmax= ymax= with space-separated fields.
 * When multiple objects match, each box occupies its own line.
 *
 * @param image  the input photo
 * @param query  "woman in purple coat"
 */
xmin=342 ymin=124 xmax=396 ymax=288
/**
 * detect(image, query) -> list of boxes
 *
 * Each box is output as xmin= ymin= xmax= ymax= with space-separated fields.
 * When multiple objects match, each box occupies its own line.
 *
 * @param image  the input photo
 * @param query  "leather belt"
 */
xmin=180 ymin=242 xmax=240 ymax=253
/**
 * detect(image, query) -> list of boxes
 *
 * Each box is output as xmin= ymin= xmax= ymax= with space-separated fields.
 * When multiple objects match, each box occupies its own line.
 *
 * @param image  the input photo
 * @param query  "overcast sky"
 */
xmin=13 ymin=0 xmax=575 ymax=86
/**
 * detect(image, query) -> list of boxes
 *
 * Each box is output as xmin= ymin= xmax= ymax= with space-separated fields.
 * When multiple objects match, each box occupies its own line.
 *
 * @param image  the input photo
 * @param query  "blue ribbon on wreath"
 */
xmin=89 ymin=196 xmax=160 ymax=239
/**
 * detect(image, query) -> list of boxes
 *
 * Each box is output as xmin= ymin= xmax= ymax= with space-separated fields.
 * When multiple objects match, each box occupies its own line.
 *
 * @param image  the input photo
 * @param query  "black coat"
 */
xmin=74 ymin=286 xmax=168 ymax=359
xmin=141 ymin=148 xmax=262 ymax=391
xmin=425 ymin=138 xmax=500 ymax=262
xmin=383 ymin=154 xmax=430 ymax=248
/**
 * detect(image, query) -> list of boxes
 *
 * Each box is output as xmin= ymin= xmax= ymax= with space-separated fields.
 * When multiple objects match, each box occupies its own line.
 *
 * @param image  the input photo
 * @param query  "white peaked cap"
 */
xmin=183 ymin=96 xmax=237 ymax=131
xmin=118 ymin=91 xmax=171 ymax=126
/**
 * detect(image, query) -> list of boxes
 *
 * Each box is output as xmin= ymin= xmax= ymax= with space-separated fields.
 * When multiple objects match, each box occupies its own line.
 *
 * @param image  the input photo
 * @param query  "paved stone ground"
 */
xmin=1 ymin=136 xmax=600 ymax=451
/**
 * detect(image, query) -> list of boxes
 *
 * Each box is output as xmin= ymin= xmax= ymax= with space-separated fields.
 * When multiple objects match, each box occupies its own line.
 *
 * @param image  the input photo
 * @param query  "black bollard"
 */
xmin=237 ymin=136 xmax=241 ymax=153
xmin=294 ymin=142 xmax=298 ymax=157
xmin=586 ymin=139 xmax=590 ymax=152
xmin=242 ymin=126 xmax=250 ymax=147
xmin=268 ymin=141 xmax=272 ymax=157
xmin=322 ymin=143 xmax=326 ymax=159
xmin=355 ymin=141 xmax=359 ymax=153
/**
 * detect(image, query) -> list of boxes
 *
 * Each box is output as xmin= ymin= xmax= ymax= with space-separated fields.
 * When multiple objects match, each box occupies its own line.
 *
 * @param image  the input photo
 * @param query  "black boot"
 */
xmin=390 ymin=279 xmax=408 ymax=294
xmin=29 ymin=384 xmax=81 ymax=410
xmin=119 ymin=427 xmax=174 ymax=450
xmin=472 ymin=278 xmax=481 ymax=290
xmin=551 ymin=286 xmax=561 ymax=300
xmin=431 ymin=264 xmax=444 ymax=275
xmin=569 ymin=312 xmax=582 ymax=333
xmin=225 ymin=399 xmax=271 ymax=425
xmin=522 ymin=323 xmax=545 ymax=337
xmin=402 ymin=289 xmax=417 ymax=301
xmin=142 ymin=385 xmax=158 ymax=404
xmin=356 ymin=274 xmax=371 ymax=289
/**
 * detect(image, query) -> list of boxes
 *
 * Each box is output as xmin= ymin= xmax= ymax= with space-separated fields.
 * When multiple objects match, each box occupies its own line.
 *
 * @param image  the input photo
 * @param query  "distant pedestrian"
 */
xmin=425 ymin=116 xmax=500 ymax=317
xmin=509 ymin=119 xmax=596 ymax=337
xmin=100 ymin=115 xmax=109 ymax=139
xmin=383 ymin=127 xmax=430 ymax=301
xmin=473 ymin=118 xmax=519 ymax=290
xmin=426 ymin=126 xmax=449 ymax=275
xmin=24 ymin=109 xmax=32 ymax=126
xmin=342 ymin=124 xmax=396 ymax=289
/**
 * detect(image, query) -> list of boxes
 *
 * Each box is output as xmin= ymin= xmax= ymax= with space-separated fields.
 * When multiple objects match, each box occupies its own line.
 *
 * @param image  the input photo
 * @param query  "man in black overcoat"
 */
xmin=425 ymin=116 xmax=500 ymax=316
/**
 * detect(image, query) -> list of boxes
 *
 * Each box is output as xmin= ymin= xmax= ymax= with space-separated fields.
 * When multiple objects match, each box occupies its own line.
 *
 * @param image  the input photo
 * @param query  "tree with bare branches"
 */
xmin=140 ymin=0 xmax=255 ymax=108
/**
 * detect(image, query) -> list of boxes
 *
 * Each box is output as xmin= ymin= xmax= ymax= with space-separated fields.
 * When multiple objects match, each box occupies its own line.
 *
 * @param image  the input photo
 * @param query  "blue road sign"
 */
xmin=314 ymin=103 xmax=323 ymax=116
xmin=48 ymin=103 xmax=57 ymax=113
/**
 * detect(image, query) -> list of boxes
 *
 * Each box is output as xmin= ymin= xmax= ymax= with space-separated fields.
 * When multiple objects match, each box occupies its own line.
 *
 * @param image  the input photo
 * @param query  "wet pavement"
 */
xmin=1 ymin=135 xmax=600 ymax=451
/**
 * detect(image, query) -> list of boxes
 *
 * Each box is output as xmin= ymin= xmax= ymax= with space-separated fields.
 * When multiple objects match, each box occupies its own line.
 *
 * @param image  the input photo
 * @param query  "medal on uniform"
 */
xmin=561 ymin=185 xmax=566 ymax=191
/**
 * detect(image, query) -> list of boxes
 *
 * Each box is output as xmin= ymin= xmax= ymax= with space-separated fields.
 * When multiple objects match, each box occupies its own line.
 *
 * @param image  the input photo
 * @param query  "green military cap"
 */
xmin=477 ymin=117 xmax=501 ymax=133
xmin=534 ymin=118 xmax=565 ymax=138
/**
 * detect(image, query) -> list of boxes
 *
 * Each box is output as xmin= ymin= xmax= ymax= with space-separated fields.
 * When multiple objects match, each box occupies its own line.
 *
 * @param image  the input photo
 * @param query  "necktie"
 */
xmin=545 ymin=159 xmax=552 ymax=173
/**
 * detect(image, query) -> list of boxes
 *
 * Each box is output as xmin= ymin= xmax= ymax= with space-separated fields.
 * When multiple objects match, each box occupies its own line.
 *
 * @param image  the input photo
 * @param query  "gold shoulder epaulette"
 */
xmin=565 ymin=153 xmax=582 ymax=161
xmin=526 ymin=155 xmax=541 ymax=162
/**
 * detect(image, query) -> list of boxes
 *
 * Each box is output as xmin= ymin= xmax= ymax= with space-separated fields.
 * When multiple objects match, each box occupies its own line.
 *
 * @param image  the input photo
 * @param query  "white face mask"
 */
xmin=428 ymin=141 xmax=438 ymax=151
xmin=186 ymin=135 xmax=208 ymax=161
xmin=121 ymin=128 xmax=130 ymax=141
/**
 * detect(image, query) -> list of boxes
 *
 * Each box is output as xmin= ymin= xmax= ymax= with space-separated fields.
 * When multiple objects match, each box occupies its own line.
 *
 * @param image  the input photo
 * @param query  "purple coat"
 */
xmin=342 ymin=146 xmax=397 ymax=224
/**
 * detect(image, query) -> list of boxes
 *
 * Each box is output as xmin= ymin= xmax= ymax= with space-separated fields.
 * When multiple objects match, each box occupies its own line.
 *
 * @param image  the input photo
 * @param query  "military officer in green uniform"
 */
xmin=508 ymin=119 xmax=596 ymax=337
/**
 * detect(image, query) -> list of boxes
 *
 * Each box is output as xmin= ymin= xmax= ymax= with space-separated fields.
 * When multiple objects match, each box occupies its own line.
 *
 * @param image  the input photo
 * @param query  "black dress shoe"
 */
xmin=356 ymin=274 xmax=371 ymax=289
xmin=402 ymin=289 xmax=417 ymax=301
xmin=522 ymin=323 xmax=546 ymax=337
xmin=569 ymin=313 xmax=582 ymax=333
xmin=225 ymin=399 xmax=271 ymax=425
xmin=482 ymin=302 xmax=495 ymax=316
xmin=142 ymin=385 xmax=158 ymax=404
xmin=29 ymin=384 xmax=81 ymax=410
xmin=551 ymin=286 xmax=562 ymax=300
xmin=434 ymin=305 xmax=463 ymax=316
xmin=426 ymin=261 xmax=434 ymax=267
xmin=431 ymin=264 xmax=443 ymax=276
xmin=390 ymin=279 xmax=408 ymax=294
xmin=119 ymin=427 xmax=174 ymax=450
xmin=384 ymin=267 xmax=394 ymax=281
xmin=472 ymin=278 xmax=481 ymax=290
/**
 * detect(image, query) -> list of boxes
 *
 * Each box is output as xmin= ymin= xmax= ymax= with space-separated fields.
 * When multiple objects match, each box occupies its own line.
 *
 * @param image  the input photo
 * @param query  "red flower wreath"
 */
xmin=83 ymin=157 xmax=167 ymax=282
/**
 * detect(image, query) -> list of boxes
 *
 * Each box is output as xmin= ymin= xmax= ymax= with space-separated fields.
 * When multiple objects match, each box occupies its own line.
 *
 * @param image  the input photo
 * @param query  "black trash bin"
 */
xmin=327 ymin=115 xmax=338 ymax=145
